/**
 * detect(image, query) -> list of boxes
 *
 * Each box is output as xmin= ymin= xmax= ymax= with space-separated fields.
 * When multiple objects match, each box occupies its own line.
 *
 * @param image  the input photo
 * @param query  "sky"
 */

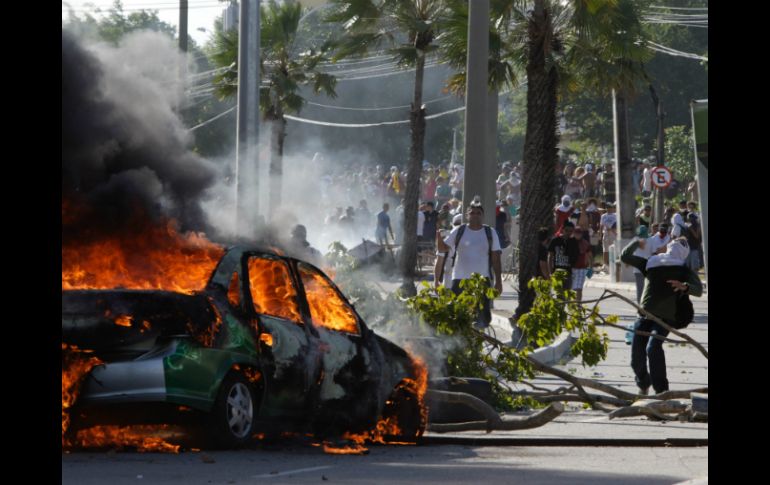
xmin=62 ymin=0 xmax=231 ymax=46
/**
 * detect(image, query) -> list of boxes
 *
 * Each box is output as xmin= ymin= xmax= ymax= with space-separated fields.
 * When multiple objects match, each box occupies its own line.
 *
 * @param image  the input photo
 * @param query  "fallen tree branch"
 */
xmin=513 ymin=391 xmax=628 ymax=407
xmin=426 ymin=389 xmax=502 ymax=431
xmin=428 ymin=402 xmax=564 ymax=433
xmin=609 ymin=399 xmax=690 ymax=420
xmin=476 ymin=330 xmax=642 ymax=403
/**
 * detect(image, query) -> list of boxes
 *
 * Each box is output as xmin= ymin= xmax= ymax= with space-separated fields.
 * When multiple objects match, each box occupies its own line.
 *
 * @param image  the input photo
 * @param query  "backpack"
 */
xmin=437 ymin=224 xmax=493 ymax=283
xmin=672 ymin=267 xmax=695 ymax=329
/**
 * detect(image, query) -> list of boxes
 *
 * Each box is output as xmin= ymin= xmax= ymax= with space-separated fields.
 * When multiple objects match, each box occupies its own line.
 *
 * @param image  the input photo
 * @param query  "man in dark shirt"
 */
xmin=548 ymin=220 xmax=574 ymax=288
xmin=422 ymin=201 xmax=439 ymax=249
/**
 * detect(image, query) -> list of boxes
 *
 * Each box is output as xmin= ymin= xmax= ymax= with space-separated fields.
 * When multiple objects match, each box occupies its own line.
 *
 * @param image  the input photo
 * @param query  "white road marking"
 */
xmin=253 ymin=465 xmax=334 ymax=478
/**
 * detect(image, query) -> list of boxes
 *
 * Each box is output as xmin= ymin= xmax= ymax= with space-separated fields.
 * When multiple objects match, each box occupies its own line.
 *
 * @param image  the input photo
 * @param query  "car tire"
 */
xmin=380 ymin=382 xmax=426 ymax=444
xmin=206 ymin=372 xmax=258 ymax=449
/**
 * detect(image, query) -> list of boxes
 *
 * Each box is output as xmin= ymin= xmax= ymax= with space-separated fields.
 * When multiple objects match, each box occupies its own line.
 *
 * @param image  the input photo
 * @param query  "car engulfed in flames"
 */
xmin=62 ymin=244 xmax=428 ymax=451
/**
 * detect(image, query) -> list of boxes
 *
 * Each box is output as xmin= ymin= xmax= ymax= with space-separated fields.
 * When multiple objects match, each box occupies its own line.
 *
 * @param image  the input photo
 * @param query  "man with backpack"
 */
xmin=620 ymin=237 xmax=702 ymax=395
xmin=436 ymin=202 xmax=503 ymax=328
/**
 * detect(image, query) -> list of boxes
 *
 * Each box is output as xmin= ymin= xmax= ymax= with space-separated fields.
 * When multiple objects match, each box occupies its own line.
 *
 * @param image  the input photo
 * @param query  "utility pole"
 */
xmin=462 ymin=0 xmax=490 ymax=221
xmin=179 ymin=0 xmax=188 ymax=53
xmin=613 ymin=88 xmax=636 ymax=282
xmin=235 ymin=0 xmax=261 ymax=238
xmin=650 ymin=84 xmax=666 ymax=224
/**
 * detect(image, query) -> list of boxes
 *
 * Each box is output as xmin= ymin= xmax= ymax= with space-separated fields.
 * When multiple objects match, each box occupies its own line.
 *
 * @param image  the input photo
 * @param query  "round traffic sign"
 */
xmin=651 ymin=166 xmax=673 ymax=189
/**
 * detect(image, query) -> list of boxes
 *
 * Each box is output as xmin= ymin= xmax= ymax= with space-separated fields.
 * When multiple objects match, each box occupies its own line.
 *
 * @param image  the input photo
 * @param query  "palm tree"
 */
xmin=208 ymin=0 xmax=337 ymax=213
xmin=325 ymin=0 xmax=449 ymax=296
xmin=500 ymin=0 xmax=649 ymax=319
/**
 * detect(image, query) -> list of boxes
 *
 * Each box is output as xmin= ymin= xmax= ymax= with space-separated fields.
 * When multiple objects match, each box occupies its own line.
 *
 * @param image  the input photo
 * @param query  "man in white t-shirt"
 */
xmin=436 ymin=203 xmax=502 ymax=328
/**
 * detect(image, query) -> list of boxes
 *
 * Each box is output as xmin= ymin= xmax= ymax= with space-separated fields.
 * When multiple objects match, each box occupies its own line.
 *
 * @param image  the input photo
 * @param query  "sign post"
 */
xmin=690 ymin=100 xmax=708 ymax=283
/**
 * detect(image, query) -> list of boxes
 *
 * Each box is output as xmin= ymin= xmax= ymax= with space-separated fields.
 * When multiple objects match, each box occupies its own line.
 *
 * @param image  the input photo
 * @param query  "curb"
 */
xmin=490 ymin=314 xmax=577 ymax=366
xmin=420 ymin=436 xmax=708 ymax=448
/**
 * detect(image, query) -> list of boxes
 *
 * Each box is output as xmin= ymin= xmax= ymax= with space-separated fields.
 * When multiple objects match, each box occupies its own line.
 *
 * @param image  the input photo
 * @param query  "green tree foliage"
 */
xmin=407 ymin=272 xmax=610 ymax=409
xmin=62 ymin=1 xmax=177 ymax=45
xmin=562 ymin=0 xmax=708 ymax=153
xmin=658 ymin=125 xmax=696 ymax=184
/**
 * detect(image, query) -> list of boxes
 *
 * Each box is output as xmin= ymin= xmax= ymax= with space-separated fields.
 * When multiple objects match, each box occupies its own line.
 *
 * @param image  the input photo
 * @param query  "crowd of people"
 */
xmin=291 ymin=153 xmax=703 ymax=307
xmin=545 ymin=158 xmax=704 ymax=303
xmin=287 ymin=153 xmax=705 ymax=398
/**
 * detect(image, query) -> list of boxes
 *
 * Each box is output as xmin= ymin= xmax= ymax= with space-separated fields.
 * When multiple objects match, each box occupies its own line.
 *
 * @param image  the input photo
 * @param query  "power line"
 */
xmin=284 ymin=106 xmax=465 ymax=128
xmin=645 ymin=40 xmax=707 ymax=61
xmin=304 ymin=94 xmax=457 ymax=112
xmin=189 ymin=105 xmax=236 ymax=131
xmin=648 ymin=6 xmax=708 ymax=11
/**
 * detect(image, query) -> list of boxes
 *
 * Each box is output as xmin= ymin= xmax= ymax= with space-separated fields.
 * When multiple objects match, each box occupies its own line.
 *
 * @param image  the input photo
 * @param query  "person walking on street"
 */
xmin=436 ymin=203 xmax=503 ymax=328
xmin=620 ymin=237 xmax=703 ymax=395
xmin=375 ymin=203 xmax=395 ymax=246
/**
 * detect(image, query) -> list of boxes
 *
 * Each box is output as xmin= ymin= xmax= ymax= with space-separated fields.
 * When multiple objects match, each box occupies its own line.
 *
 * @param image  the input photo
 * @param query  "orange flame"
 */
xmin=259 ymin=333 xmax=273 ymax=347
xmin=62 ymin=210 xmax=224 ymax=294
xmin=300 ymin=269 xmax=358 ymax=334
xmin=322 ymin=442 xmax=369 ymax=455
xmin=62 ymin=343 xmax=103 ymax=446
xmin=247 ymin=258 xmax=302 ymax=321
xmin=331 ymin=352 xmax=428 ymax=452
xmin=73 ymin=425 xmax=182 ymax=453
xmin=244 ymin=367 xmax=262 ymax=384
xmin=114 ymin=315 xmax=132 ymax=327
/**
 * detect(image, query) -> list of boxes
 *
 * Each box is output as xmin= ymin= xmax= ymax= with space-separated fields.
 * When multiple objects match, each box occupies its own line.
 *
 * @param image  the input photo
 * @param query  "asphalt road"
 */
xmin=62 ymin=442 xmax=707 ymax=484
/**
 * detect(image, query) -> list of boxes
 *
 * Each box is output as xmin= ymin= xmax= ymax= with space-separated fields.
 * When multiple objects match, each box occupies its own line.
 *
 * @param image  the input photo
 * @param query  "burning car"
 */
xmin=62 ymin=246 xmax=426 ymax=449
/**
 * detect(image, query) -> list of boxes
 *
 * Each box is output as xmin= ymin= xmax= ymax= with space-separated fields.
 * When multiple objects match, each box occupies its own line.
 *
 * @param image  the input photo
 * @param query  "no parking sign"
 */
xmin=651 ymin=166 xmax=673 ymax=189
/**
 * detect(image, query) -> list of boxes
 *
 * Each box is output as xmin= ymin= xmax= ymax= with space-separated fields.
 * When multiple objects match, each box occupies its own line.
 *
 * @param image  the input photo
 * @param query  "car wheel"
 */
xmin=207 ymin=372 xmax=257 ymax=448
xmin=380 ymin=382 xmax=426 ymax=444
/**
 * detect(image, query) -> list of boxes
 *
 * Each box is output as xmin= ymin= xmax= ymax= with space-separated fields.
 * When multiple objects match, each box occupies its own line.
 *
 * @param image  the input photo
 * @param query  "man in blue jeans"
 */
xmin=620 ymin=237 xmax=703 ymax=395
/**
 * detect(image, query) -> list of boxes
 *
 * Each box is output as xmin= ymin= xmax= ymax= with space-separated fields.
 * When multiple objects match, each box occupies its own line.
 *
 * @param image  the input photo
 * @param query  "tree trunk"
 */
xmin=268 ymin=110 xmax=286 ymax=216
xmin=400 ymin=53 xmax=426 ymax=296
xmin=514 ymin=0 xmax=558 ymax=319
